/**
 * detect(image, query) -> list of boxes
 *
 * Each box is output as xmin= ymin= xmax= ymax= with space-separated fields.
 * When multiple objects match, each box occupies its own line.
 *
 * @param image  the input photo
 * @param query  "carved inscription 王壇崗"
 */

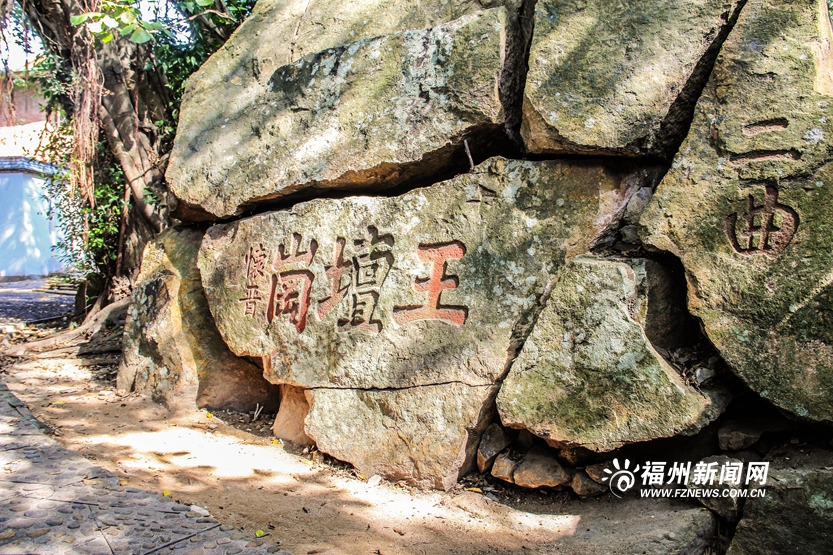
xmin=392 ymin=242 xmax=468 ymax=327
xmin=316 ymin=226 xmax=394 ymax=333
xmin=267 ymin=233 xmax=318 ymax=333
xmin=238 ymin=229 xmax=468 ymax=333
xmin=725 ymin=185 xmax=799 ymax=256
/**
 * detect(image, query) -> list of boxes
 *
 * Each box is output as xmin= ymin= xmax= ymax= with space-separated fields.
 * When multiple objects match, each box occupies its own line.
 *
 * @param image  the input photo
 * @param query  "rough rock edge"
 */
xmin=496 ymin=255 xmax=732 ymax=452
xmin=171 ymin=1 xmax=540 ymax=222
xmin=522 ymin=0 xmax=749 ymax=159
xmin=170 ymin=122 xmax=511 ymax=222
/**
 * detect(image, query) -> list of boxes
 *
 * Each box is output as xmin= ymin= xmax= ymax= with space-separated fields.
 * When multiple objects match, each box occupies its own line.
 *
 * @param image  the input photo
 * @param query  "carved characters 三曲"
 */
xmin=725 ymin=186 xmax=799 ymax=256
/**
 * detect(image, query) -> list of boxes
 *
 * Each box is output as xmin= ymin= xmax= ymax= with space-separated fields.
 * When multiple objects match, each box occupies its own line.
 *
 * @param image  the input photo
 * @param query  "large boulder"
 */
xmin=168 ymin=6 xmax=528 ymax=220
xmin=521 ymin=0 xmax=746 ymax=157
xmin=172 ymin=0 xmax=521 ymax=181
xmin=497 ymin=256 xmax=729 ymax=451
xmin=639 ymin=0 xmax=833 ymax=422
xmin=305 ymin=384 xmax=497 ymax=490
xmin=727 ymin=447 xmax=833 ymax=554
xmin=198 ymin=157 xmax=648 ymax=486
xmin=117 ymin=227 xmax=279 ymax=413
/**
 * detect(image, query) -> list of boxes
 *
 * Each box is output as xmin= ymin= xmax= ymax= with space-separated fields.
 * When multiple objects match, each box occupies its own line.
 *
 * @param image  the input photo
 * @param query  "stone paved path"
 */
xmin=0 ymin=382 xmax=292 ymax=555
xmin=0 ymin=280 xmax=74 ymax=325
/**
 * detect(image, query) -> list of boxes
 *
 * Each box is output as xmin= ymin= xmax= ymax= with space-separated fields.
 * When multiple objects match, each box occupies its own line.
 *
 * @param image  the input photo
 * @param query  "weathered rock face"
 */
xmin=512 ymin=445 xmax=571 ymax=488
xmin=571 ymin=471 xmax=608 ymax=497
xmin=305 ymin=384 xmax=497 ymax=490
xmin=497 ymin=256 xmax=729 ymax=451
xmin=199 ymin=158 xmax=640 ymax=388
xmin=521 ymin=0 xmax=746 ymax=156
xmin=727 ymin=447 xmax=833 ymax=554
xmin=718 ymin=418 xmax=793 ymax=451
xmin=168 ymin=8 xmax=523 ymax=220
xmin=491 ymin=450 xmax=521 ymax=483
xmin=174 ymin=0 xmax=520 ymax=174
xmin=271 ymin=385 xmax=314 ymax=446
xmin=117 ymin=227 xmax=279 ymax=413
xmin=198 ymin=157 xmax=645 ymax=485
xmin=639 ymin=0 xmax=833 ymax=422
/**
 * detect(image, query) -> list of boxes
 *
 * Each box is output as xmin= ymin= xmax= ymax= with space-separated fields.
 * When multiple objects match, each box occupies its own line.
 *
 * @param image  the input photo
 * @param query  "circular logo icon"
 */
xmin=602 ymin=458 xmax=640 ymax=498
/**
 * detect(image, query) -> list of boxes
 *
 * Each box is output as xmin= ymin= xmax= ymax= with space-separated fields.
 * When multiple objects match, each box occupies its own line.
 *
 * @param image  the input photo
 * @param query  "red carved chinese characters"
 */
xmin=239 ymin=244 xmax=268 ymax=317
xmin=241 ymin=232 xmax=468 ymax=332
xmin=267 ymin=233 xmax=318 ymax=333
xmin=317 ymin=227 xmax=394 ymax=333
xmin=725 ymin=185 xmax=799 ymax=256
xmin=393 ymin=241 xmax=468 ymax=327
xmin=316 ymin=237 xmax=350 ymax=320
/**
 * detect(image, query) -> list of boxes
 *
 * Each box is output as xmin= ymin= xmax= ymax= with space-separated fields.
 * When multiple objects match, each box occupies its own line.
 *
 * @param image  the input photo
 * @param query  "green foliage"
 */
xmin=151 ymin=26 xmax=212 ymax=109
xmin=40 ymin=122 xmax=125 ymax=274
xmin=7 ymin=0 xmax=255 ymax=279
xmin=149 ymin=0 xmax=256 ymax=105
xmin=69 ymin=0 xmax=256 ymax=115
xmin=27 ymin=50 xmax=71 ymax=111
xmin=71 ymin=1 xmax=172 ymax=45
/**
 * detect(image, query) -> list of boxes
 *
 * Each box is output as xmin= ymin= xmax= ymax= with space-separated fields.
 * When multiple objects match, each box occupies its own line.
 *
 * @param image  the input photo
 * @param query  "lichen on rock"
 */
xmin=197 ymin=156 xmax=650 ymax=485
xmin=521 ymin=0 xmax=746 ymax=157
xmin=639 ymin=0 xmax=833 ymax=422
xmin=497 ymin=256 xmax=729 ymax=452
xmin=117 ymin=227 xmax=279 ymax=413
xmin=168 ymin=8 xmax=519 ymax=220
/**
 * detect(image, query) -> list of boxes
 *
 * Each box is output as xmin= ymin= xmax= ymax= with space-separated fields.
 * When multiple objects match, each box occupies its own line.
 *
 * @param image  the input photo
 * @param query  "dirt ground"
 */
xmin=1 ymin=351 xmax=640 ymax=555
xmin=0 ymin=272 xmax=714 ymax=555
xmin=1 ymin=350 xmax=721 ymax=555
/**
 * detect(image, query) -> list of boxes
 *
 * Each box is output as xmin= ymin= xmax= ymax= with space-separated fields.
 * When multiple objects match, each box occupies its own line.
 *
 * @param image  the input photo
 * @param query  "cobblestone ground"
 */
xmin=0 ymin=382 xmax=293 ymax=555
xmin=0 ymin=280 xmax=75 ymax=324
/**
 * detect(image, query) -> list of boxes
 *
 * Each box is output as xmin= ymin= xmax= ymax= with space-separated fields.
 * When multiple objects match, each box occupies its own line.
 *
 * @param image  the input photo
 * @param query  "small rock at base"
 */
xmin=477 ymin=423 xmax=512 ymax=473
xmin=491 ymin=451 xmax=521 ymax=484
xmin=513 ymin=446 xmax=571 ymax=489
xmin=571 ymin=472 xmax=608 ymax=497
xmin=189 ymin=505 xmax=210 ymax=516
xmin=718 ymin=418 xmax=791 ymax=451
xmin=695 ymin=367 xmax=716 ymax=384
xmin=583 ymin=461 xmax=612 ymax=485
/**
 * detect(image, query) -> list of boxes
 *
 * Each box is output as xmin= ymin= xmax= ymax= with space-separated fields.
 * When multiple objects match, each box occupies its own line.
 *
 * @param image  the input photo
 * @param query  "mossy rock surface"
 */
xmin=198 ymin=157 xmax=644 ymax=390
xmin=305 ymin=384 xmax=498 ymax=490
xmin=198 ymin=157 xmax=646 ymax=486
xmin=117 ymin=227 xmax=278 ymax=412
xmin=522 ymin=0 xmax=746 ymax=156
xmin=727 ymin=447 xmax=833 ymax=555
xmin=168 ymin=9 xmax=511 ymax=220
xmin=497 ymin=256 xmax=729 ymax=451
xmin=640 ymin=0 xmax=833 ymax=422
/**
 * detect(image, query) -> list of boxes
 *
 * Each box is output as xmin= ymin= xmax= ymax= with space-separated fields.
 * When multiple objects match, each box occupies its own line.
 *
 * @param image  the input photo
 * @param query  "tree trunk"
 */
xmin=11 ymin=0 xmax=245 ymax=315
xmin=18 ymin=0 xmax=172 ymax=311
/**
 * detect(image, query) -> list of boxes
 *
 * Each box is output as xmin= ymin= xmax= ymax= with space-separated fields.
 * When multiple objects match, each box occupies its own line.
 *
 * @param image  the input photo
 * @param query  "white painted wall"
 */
xmin=0 ymin=170 xmax=65 ymax=277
